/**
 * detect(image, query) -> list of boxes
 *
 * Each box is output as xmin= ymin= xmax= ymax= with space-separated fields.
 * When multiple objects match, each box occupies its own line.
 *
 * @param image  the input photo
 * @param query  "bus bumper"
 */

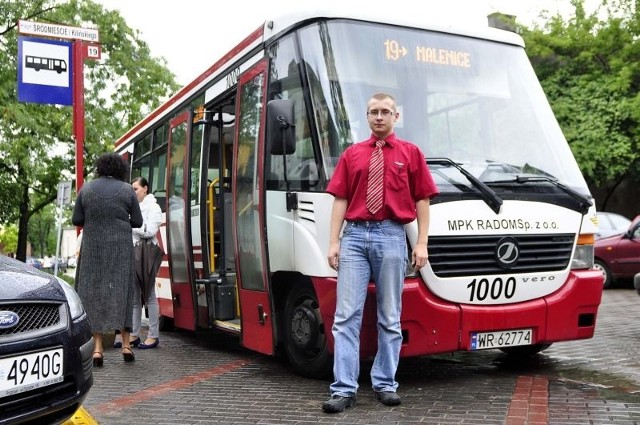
xmin=400 ymin=269 xmax=603 ymax=357
xmin=314 ymin=269 xmax=603 ymax=358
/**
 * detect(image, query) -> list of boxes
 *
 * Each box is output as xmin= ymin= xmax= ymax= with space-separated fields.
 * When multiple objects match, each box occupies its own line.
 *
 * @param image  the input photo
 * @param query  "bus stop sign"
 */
xmin=17 ymin=36 xmax=72 ymax=106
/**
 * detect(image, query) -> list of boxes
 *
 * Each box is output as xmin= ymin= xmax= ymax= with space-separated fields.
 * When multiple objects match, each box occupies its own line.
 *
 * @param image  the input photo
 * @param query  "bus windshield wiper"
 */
xmin=489 ymin=175 xmax=592 ymax=214
xmin=427 ymin=157 xmax=503 ymax=214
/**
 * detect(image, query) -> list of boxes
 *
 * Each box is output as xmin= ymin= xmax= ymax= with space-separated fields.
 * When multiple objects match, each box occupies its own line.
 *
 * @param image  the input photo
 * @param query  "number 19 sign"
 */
xmin=85 ymin=43 xmax=101 ymax=59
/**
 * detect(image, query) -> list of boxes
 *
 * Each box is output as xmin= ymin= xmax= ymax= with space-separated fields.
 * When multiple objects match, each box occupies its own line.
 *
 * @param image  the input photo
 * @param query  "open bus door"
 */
xmin=233 ymin=61 xmax=275 ymax=355
xmin=166 ymin=111 xmax=197 ymax=331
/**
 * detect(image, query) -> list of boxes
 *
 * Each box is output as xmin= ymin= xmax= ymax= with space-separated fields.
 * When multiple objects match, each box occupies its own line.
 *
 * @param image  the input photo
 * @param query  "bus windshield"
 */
xmin=296 ymin=20 xmax=589 ymax=195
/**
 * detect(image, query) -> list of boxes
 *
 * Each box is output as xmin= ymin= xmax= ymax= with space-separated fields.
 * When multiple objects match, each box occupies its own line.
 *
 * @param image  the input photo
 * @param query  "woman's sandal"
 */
xmin=122 ymin=347 xmax=135 ymax=362
xmin=92 ymin=352 xmax=104 ymax=367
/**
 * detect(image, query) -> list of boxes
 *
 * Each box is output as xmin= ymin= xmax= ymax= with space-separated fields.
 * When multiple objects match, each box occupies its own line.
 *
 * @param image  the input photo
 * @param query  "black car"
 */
xmin=0 ymin=256 xmax=93 ymax=424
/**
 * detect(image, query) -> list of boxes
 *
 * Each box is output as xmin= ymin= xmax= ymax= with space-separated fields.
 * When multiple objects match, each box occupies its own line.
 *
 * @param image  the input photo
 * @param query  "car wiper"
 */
xmin=427 ymin=157 xmax=503 ymax=214
xmin=489 ymin=175 xmax=592 ymax=214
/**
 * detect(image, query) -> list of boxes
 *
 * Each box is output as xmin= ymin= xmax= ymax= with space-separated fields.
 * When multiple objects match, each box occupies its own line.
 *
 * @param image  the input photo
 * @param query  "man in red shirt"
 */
xmin=322 ymin=93 xmax=439 ymax=413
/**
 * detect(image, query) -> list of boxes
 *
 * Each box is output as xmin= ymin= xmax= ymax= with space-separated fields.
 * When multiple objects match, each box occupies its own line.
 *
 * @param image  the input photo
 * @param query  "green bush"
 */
xmin=58 ymin=273 xmax=75 ymax=288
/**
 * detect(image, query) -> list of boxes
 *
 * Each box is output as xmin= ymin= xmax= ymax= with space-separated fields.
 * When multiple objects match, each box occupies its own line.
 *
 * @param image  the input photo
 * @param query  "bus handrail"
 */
xmin=207 ymin=178 xmax=220 ymax=272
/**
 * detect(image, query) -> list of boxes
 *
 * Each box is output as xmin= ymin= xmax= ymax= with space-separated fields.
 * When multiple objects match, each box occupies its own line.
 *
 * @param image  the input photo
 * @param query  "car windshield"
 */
xmin=605 ymin=213 xmax=631 ymax=229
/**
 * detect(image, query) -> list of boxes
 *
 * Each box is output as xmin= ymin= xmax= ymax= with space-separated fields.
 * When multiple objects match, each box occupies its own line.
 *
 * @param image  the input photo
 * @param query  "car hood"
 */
xmin=596 ymin=233 xmax=622 ymax=242
xmin=0 ymin=256 xmax=65 ymax=302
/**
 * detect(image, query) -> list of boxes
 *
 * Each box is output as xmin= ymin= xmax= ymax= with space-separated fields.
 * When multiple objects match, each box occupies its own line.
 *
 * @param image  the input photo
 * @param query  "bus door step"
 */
xmin=200 ymin=276 xmax=236 ymax=321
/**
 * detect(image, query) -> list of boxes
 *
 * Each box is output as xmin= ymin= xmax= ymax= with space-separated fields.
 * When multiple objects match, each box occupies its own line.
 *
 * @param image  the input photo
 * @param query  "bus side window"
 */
xmin=153 ymin=189 xmax=167 ymax=213
xmin=296 ymin=158 xmax=319 ymax=190
xmin=266 ymin=171 xmax=281 ymax=190
xmin=152 ymin=146 xmax=168 ymax=212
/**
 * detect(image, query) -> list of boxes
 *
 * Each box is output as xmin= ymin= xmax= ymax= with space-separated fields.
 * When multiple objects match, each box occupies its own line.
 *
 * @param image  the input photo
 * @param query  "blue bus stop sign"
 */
xmin=18 ymin=36 xmax=73 ymax=106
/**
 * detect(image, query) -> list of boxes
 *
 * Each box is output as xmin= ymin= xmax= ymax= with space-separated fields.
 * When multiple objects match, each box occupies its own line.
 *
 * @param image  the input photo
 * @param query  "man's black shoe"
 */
xmin=375 ymin=391 xmax=401 ymax=406
xmin=322 ymin=395 xmax=356 ymax=413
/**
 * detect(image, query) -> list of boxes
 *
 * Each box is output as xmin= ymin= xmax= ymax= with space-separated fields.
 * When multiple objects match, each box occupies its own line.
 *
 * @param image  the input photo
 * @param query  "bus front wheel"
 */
xmin=283 ymin=285 xmax=332 ymax=379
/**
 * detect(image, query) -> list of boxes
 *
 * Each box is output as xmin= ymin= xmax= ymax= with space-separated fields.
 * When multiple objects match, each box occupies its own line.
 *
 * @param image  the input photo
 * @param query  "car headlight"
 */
xmin=56 ymin=277 xmax=85 ymax=320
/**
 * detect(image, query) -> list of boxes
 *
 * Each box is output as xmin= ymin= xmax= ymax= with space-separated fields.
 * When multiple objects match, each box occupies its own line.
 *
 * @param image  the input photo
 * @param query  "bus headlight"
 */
xmin=571 ymin=240 xmax=594 ymax=270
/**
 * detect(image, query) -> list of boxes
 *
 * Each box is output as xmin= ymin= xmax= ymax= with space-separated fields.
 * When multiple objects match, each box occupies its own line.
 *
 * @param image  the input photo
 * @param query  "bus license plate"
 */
xmin=0 ymin=348 xmax=64 ymax=398
xmin=470 ymin=329 xmax=532 ymax=350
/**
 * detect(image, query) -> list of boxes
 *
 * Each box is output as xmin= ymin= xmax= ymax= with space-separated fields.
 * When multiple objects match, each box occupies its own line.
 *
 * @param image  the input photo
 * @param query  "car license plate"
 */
xmin=470 ymin=329 xmax=532 ymax=350
xmin=0 ymin=348 xmax=64 ymax=398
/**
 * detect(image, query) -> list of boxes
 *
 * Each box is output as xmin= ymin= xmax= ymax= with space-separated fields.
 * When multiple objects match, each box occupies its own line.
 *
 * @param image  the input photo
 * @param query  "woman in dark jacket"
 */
xmin=72 ymin=152 xmax=143 ymax=366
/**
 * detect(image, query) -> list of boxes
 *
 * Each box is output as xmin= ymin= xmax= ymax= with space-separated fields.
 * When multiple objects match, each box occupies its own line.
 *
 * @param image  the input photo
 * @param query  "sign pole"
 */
xmin=54 ymin=181 xmax=71 ymax=276
xmin=53 ymin=196 xmax=64 ymax=277
xmin=72 ymin=39 xmax=85 ymax=194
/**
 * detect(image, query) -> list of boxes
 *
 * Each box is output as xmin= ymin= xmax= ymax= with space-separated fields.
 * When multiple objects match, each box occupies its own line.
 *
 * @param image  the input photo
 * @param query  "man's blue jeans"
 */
xmin=329 ymin=220 xmax=407 ymax=396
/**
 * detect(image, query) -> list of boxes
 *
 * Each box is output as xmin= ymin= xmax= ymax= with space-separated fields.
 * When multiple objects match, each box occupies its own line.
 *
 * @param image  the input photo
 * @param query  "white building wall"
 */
xmin=60 ymin=227 xmax=80 ymax=260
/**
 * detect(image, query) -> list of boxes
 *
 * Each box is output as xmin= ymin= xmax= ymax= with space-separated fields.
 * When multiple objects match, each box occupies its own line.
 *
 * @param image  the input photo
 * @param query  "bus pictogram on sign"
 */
xmin=25 ymin=55 xmax=67 ymax=73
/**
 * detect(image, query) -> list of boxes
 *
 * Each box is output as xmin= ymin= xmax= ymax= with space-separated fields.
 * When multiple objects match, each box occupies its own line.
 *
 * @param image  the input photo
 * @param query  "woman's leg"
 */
xmin=145 ymin=283 xmax=160 ymax=341
xmin=93 ymin=332 xmax=103 ymax=355
xmin=120 ymin=328 xmax=135 ymax=362
xmin=120 ymin=329 xmax=131 ymax=348
xmin=131 ymin=279 xmax=142 ymax=340
xmin=92 ymin=332 xmax=104 ymax=366
xmin=113 ymin=284 xmax=137 ymax=346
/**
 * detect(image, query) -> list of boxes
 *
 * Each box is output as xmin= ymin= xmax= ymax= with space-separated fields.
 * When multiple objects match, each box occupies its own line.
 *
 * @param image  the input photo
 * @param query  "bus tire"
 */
xmin=594 ymin=259 xmax=613 ymax=289
xmin=283 ymin=285 xmax=332 ymax=379
xmin=499 ymin=343 xmax=551 ymax=356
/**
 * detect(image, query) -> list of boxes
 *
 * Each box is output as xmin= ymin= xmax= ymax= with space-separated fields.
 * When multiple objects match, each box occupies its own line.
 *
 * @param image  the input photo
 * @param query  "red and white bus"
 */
xmin=114 ymin=9 xmax=603 ymax=378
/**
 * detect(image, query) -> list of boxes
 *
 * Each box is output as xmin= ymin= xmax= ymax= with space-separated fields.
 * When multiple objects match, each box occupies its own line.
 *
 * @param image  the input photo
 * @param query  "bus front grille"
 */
xmin=428 ymin=233 xmax=575 ymax=278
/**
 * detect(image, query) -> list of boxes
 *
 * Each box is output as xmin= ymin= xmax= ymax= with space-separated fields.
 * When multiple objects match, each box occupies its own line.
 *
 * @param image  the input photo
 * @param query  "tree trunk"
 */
xmin=16 ymin=182 xmax=29 ymax=262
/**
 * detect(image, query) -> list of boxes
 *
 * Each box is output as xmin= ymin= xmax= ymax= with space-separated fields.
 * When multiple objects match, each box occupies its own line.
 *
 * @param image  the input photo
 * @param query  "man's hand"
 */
xmin=411 ymin=242 xmax=428 ymax=271
xmin=327 ymin=242 xmax=340 ymax=271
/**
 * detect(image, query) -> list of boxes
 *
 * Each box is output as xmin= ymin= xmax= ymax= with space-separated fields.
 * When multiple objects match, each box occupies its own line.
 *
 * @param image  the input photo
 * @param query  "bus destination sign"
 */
xmin=384 ymin=39 xmax=471 ymax=68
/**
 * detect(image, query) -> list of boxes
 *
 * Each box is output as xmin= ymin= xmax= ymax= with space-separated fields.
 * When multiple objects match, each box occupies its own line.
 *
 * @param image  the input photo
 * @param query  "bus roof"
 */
xmin=114 ymin=9 xmax=524 ymax=150
xmin=264 ymin=8 xmax=524 ymax=48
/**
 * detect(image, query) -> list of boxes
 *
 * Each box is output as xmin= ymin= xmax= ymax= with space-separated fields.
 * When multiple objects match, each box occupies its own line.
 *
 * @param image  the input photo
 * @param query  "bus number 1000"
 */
xmin=467 ymin=277 xmax=516 ymax=302
xmin=226 ymin=67 xmax=241 ymax=89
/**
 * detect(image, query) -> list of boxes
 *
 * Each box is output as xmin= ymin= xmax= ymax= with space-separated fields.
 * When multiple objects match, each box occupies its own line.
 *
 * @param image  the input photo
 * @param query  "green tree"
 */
xmin=0 ymin=0 xmax=180 ymax=261
xmin=520 ymin=0 xmax=640 ymax=209
xmin=28 ymin=204 xmax=56 ymax=257
xmin=0 ymin=224 xmax=18 ymax=254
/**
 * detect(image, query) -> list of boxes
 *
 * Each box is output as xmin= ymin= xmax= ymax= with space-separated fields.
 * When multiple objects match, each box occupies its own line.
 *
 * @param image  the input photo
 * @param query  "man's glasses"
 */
xmin=367 ymin=109 xmax=395 ymax=118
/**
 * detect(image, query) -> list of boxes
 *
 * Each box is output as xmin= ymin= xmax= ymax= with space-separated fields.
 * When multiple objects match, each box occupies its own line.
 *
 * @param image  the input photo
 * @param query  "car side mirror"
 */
xmin=625 ymin=226 xmax=639 ymax=239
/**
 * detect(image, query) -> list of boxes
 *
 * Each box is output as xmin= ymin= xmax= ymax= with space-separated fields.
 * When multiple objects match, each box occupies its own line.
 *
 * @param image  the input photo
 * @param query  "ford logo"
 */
xmin=495 ymin=237 xmax=519 ymax=269
xmin=0 ymin=311 xmax=20 ymax=329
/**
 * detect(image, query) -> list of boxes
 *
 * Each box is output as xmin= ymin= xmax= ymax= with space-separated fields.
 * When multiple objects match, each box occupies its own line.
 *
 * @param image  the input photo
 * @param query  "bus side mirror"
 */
xmin=267 ymin=99 xmax=296 ymax=155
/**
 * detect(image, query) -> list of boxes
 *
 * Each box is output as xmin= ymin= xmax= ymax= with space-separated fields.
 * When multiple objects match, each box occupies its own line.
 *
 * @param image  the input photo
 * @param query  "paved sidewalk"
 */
xmin=69 ymin=289 xmax=640 ymax=424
